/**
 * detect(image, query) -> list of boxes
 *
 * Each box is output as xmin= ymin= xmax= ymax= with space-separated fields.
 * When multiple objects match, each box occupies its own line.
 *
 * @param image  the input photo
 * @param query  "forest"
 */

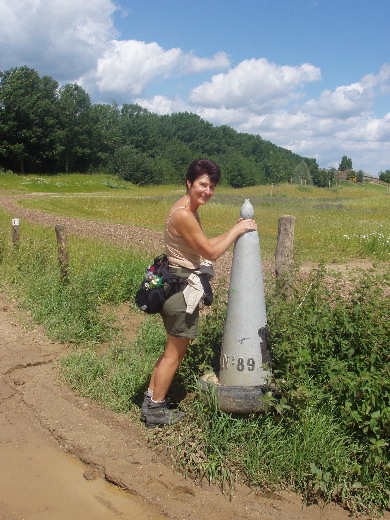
xmin=0 ymin=65 xmax=332 ymax=188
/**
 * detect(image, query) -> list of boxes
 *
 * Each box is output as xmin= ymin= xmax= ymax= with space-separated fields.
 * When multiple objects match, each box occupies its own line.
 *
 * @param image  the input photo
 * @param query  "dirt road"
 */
xmin=0 ymin=194 xmax=373 ymax=519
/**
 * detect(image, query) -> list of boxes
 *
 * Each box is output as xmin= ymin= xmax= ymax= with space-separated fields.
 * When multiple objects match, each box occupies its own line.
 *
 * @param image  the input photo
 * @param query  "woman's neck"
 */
xmin=182 ymin=194 xmax=199 ymax=213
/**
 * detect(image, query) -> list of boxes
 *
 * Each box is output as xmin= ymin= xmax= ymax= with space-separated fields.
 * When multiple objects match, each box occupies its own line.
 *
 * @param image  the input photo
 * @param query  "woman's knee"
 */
xmin=164 ymin=335 xmax=189 ymax=362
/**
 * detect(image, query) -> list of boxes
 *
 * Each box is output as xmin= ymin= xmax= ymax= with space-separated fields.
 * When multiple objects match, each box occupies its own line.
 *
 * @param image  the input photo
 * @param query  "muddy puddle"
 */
xmin=0 ymin=428 xmax=169 ymax=520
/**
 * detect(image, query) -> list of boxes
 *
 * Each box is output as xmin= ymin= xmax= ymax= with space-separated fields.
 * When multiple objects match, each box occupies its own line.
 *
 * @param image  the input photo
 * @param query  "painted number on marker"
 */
xmin=221 ymin=355 xmax=255 ymax=371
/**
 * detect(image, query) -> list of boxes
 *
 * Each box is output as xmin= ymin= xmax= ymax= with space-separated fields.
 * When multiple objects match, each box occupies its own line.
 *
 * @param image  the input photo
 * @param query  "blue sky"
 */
xmin=1 ymin=0 xmax=389 ymax=175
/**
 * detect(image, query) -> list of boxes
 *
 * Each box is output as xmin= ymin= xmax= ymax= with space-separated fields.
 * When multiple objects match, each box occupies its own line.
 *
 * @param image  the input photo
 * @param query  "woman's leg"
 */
xmin=148 ymin=334 xmax=190 ymax=402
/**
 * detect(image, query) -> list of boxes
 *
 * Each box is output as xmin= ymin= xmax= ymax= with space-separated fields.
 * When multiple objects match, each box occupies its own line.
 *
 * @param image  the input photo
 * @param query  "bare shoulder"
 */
xmin=169 ymin=208 xmax=201 ymax=237
xmin=169 ymin=206 xmax=194 ymax=221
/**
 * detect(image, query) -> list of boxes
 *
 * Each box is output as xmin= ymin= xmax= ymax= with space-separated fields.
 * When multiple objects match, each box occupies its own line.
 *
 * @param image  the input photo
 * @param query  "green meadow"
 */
xmin=0 ymin=173 xmax=389 ymax=516
xmin=1 ymin=172 xmax=389 ymax=262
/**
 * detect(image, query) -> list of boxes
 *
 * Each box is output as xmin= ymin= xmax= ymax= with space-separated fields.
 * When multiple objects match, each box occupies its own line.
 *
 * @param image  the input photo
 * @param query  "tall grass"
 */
xmin=0 ymin=210 xmax=147 ymax=344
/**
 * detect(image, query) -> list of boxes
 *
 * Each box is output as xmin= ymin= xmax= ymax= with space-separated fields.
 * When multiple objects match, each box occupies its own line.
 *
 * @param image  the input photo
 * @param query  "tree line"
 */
xmin=0 ymin=65 xmax=326 ymax=187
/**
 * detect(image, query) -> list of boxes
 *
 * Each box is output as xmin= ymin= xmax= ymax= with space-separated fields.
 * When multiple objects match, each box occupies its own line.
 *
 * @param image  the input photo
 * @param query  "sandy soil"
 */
xmin=0 ymin=194 xmax=382 ymax=520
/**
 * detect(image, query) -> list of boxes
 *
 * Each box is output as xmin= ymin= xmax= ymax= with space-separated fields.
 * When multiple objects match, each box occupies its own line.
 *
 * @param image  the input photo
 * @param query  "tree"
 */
xmin=312 ymin=168 xmax=335 ymax=187
xmin=292 ymin=160 xmax=312 ymax=184
xmin=88 ymin=102 xmax=121 ymax=167
xmin=158 ymin=139 xmax=194 ymax=183
xmin=0 ymin=67 xmax=321 ymax=182
xmin=109 ymin=146 xmax=159 ymax=185
xmin=262 ymin=156 xmax=292 ymax=184
xmin=379 ymin=170 xmax=390 ymax=183
xmin=356 ymin=170 xmax=364 ymax=183
xmin=338 ymin=155 xmax=352 ymax=171
xmin=0 ymin=66 xmax=59 ymax=172
xmin=163 ymin=112 xmax=214 ymax=152
xmin=218 ymin=152 xmax=258 ymax=187
xmin=57 ymin=83 xmax=92 ymax=173
xmin=119 ymin=104 xmax=161 ymax=154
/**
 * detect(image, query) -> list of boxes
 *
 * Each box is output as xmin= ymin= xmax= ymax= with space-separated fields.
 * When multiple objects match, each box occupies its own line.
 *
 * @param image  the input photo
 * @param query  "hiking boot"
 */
xmin=144 ymin=399 xmax=185 ymax=428
xmin=140 ymin=393 xmax=171 ymax=422
xmin=140 ymin=392 xmax=152 ymax=422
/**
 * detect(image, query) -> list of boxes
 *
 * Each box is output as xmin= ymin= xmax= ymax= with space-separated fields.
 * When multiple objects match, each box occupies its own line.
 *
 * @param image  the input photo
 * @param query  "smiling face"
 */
xmin=187 ymin=174 xmax=216 ymax=208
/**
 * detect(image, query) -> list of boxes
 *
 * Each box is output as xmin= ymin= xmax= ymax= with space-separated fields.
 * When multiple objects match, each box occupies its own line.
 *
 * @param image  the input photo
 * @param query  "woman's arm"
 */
xmin=172 ymin=209 xmax=257 ymax=262
xmin=208 ymin=219 xmax=248 ymax=247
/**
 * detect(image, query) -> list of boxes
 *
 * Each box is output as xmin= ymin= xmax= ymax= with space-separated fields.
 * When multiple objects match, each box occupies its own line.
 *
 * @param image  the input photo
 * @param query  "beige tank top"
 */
xmin=164 ymin=206 xmax=201 ymax=269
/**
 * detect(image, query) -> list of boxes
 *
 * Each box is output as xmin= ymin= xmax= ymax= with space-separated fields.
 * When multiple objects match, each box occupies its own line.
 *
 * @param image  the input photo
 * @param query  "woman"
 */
xmin=143 ymin=158 xmax=257 ymax=428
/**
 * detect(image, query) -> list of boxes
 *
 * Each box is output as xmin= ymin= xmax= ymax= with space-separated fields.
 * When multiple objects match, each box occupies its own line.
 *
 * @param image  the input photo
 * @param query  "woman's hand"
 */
xmin=235 ymin=218 xmax=257 ymax=235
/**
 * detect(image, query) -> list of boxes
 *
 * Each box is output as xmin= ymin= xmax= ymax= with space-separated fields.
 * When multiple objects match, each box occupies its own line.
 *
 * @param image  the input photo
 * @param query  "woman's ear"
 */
xmin=186 ymin=179 xmax=191 ymax=190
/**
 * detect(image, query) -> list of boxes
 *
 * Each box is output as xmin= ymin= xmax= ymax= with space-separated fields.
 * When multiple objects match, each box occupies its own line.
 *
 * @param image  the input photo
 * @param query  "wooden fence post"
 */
xmin=55 ymin=224 xmax=69 ymax=282
xmin=275 ymin=215 xmax=296 ymax=281
xmin=11 ymin=218 xmax=20 ymax=246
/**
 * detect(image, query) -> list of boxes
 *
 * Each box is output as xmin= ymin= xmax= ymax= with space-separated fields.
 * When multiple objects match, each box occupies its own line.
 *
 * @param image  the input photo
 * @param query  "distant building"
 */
xmin=363 ymin=173 xmax=381 ymax=183
xmin=334 ymin=170 xmax=380 ymax=183
xmin=335 ymin=169 xmax=354 ymax=181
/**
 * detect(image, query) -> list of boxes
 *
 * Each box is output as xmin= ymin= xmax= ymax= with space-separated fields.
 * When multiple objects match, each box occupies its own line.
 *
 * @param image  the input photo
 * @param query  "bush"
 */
xmin=268 ymin=267 xmax=389 ymax=450
xmin=109 ymin=145 xmax=160 ymax=185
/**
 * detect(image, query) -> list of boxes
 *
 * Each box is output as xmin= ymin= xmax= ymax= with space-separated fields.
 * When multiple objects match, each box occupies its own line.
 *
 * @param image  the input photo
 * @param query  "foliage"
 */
xmin=217 ymin=152 xmax=260 ymax=187
xmin=109 ymin=145 xmax=160 ymax=185
xmin=292 ymin=160 xmax=312 ymax=184
xmin=0 ymin=219 xmax=146 ymax=344
xmin=379 ymin=170 xmax=390 ymax=183
xmin=150 ymin=268 xmax=389 ymax=515
xmin=356 ymin=170 xmax=364 ymax=183
xmin=339 ymin=155 xmax=353 ymax=171
xmin=268 ymin=267 xmax=389 ymax=448
xmin=60 ymin=317 xmax=165 ymax=411
xmin=312 ymin=167 xmax=335 ymax=187
xmin=0 ymin=66 xmax=60 ymax=173
xmin=0 ymin=65 xmax=319 ymax=185
xmin=57 ymin=83 xmax=93 ymax=173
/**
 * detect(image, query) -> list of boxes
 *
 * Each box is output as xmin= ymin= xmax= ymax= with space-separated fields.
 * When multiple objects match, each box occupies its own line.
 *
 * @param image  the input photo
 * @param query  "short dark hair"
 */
xmin=186 ymin=158 xmax=221 ymax=186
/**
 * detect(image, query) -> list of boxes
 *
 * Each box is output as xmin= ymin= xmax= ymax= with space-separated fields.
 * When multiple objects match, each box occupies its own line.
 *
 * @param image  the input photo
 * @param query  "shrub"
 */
xmin=109 ymin=145 xmax=159 ymax=185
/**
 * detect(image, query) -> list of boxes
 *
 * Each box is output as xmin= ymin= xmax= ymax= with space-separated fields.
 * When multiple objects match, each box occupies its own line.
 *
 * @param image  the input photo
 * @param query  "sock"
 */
xmin=146 ymin=388 xmax=153 ymax=397
xmin=151 ymin=398 xmax=165 ymax=404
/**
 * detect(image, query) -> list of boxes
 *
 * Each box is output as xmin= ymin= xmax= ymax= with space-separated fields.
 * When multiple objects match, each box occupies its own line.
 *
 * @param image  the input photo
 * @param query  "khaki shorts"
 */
xmin=160 ymin=266 xmax=199 ymax=339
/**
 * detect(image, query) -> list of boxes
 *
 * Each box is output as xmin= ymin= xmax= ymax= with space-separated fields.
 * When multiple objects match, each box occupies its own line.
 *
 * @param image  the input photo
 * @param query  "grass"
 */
xmin=0 ymin=171 xmax=180 ymax=195
xmin=0 ymin=173 xmax=389 ymax=516
xmin=0 ymin=209 xmax=148 ymax=344
xmin=1 ymin=173 xmax=389 ymax=262
xmin=58 ymin=269 xmax=389 ymax=516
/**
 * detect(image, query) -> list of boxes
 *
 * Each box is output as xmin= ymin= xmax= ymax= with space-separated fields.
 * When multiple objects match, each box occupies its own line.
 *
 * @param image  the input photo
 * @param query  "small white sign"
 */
xmin=12 ymin=218 xmax=20 ymax=226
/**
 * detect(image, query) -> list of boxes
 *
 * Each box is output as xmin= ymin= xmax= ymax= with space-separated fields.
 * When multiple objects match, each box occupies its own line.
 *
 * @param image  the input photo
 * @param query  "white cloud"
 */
xmin=0 ymin=0 xmax=117 ymax=80
xmin=304 ymin=82 xmax=373 ymax=118
xmin=303 ymin=64 xmax=390 ymax=119
xmin=1 ymin=0 xmax=230 ymax=98
xmin=91 ymin=40 xmax=183 ymax=95
xmin=189 ymin=58 xmax=321 ymax=111
xmin=187 ymin=65 xmax=390 ymax=174
xmin=134 ymin=95 xmax=184 ymax=115
xmin=79 ymin=40 xmax=230 ymax=97
xmin=182 ymin=52 xmax=230 ymax=74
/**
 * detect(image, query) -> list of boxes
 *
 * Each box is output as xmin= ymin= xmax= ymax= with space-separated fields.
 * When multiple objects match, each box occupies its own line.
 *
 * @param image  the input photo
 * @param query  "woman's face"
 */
xmin=187 ymin=174 xmax=216 ymax=206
